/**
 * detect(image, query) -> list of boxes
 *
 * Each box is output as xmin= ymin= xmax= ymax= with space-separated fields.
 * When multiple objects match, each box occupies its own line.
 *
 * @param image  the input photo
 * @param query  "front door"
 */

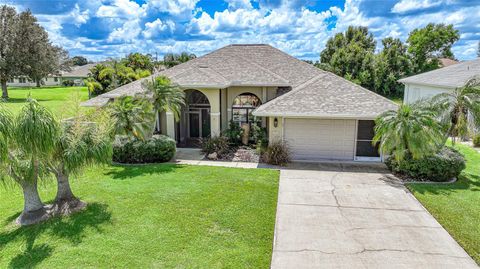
xmin=187 ymin=108 xmax=210 ymax=138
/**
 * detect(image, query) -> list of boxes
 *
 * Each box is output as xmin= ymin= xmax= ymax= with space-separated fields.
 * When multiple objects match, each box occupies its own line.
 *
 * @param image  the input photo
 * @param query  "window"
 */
xmin=232 ymin=93 xmax=261 ymax=125
xmin=356 ymin=120 xmax=380 ymax=158
xmin=8 ymin=78 xmax=14 ymax=83
xmin=54 ymin=77 xmax=58 ymax=82
xmin=19 ymin=78 xmax=26 ymax=83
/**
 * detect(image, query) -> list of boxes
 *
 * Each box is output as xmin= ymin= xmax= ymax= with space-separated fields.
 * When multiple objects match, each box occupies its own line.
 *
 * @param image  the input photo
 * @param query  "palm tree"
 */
xmin=108 ymin=95 xmax=155 ymax=140
xmin=429 ymin=76 xmax=480 ymax=144
xmin=373 ymin=104 xmax=444 ymax=162
xmin=49 ymin=105 xmax=113 ymax=215
xmin=0 ymin=99 xmax=59 ymax=225
xmin=142 ymin=76 xmax=185 ymax=120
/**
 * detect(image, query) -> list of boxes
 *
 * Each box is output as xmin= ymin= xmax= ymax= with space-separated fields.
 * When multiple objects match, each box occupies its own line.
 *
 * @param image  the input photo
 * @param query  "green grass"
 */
xmin=2 ymin=86 xmax=89 ymax=117
xmin=389 ymin=96 xmax=403 ymax=105
xmin=407 ymin=143 xmax=480 ymax=264
xmin=0 ymin=164 xmax=279 ymax=268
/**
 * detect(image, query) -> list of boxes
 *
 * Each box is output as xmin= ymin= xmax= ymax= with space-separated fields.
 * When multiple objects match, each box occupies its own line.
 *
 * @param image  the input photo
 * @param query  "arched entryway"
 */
xmin=178 ymin=90 xmax=211 ymax=146
xmin=231 ymin=92 xmax=262 ymax=126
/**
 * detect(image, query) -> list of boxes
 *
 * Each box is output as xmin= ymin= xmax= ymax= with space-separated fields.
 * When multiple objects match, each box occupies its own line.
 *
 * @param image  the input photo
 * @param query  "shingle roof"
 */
xmin=82 ymin=44 xmax=397 ymax=118
xmin=253 ymin=72 xmax=398 ymax=119
xmin=62 ymin=63 xmax=97 ymax=78
xmin=398 ymin=58 xmax=480 ymax=88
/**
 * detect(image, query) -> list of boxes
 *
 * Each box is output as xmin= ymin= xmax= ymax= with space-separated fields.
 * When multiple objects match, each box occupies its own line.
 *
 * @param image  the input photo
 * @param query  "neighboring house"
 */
xmin=61 ymin=63 xmax=97 ymax=86
xmin=399 ymin=58 xmax=480 ymax=104
xmin=439 ymin=58 xmax=459 ymax=67
xmin=7 ymin=75 xmax=61 ymax=87
xmin=83 ymin=44 xmax=397 ymax=161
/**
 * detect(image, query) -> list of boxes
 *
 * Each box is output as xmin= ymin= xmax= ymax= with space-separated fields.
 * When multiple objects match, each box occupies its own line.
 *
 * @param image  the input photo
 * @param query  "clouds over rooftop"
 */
xmin=7 ymin=0 xmax=480 ymax=61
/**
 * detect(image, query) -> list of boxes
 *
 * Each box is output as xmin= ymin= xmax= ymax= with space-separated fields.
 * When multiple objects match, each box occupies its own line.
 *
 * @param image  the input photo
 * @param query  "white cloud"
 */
xmin=392 ymin=0 xmax=443 ymax=14
xmin=145 ymin=0 xmax=200 ymax=15
xmin=96 ymin=0 xmax=146 ymax=18
xmin=108 ymin=19 xmax=142 ymax=42
xmin=226 ymin=0 xmax=253 ymax=10
xmin=70 ymin=4 xmax=89 ymax=26
xmin=143 ymin=18 xmax=176 ymax=38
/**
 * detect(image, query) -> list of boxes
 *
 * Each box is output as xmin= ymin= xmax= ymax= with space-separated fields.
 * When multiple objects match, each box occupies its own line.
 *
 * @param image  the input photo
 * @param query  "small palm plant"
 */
xmin=108 ymin=95 xmax=155 ymax=140
xmin=429 ymin=76 xmax=480 ymax=144
xmin=142 ymin=75 xmax=185 ymax=120
xmin=373 ymin=104 xmax=444 ymax=162
xmin=0 ymin=99 xmax=59 ymax=225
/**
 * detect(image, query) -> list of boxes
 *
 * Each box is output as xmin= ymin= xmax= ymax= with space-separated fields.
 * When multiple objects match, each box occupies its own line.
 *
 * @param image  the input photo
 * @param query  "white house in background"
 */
xmin=6 ymin=63 xmax=96 ymax=87
xmin=7 ymin=75 xmax=62 ymax=87
xmin=61 ymin=63 xmax=97 ymax=86
xmin=399 ymin=58 xmax=480 ymax=104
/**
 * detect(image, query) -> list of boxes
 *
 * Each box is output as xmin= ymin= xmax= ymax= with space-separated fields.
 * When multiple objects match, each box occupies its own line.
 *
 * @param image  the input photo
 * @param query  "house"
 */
xmin=61 ymin=63 xmax=97 ymax=86
xmin=399 ymin=58 xmax=480 ymax=104
xmin=7 ymin=75 xmax=61 ymax=87
xmin=82 ymin=44 xmax=397 ymax=161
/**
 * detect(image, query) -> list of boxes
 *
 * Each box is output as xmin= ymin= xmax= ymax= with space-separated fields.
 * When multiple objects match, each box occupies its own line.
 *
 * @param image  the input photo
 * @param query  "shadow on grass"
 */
xmin=106 ymin=163 xmax=184 ymax=180
xmin=407 ymin=173 xmax=480 ymax=195
xmin=0 ymin=202 xmax=112 ymax=268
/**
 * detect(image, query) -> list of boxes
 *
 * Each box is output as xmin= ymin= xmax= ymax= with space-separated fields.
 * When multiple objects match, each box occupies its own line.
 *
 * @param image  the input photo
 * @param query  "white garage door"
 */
xmin=284 ymin=119 xmax=356 ymax=161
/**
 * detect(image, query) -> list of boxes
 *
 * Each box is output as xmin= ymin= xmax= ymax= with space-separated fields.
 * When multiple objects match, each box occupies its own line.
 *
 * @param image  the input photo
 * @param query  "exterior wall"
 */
xmin=268 ymin=116 xmax=283 ymax=142
xmin=7 ymin=76 xmax=61 ymax=87
xmin=403 ymin=83 xmax=453 ymax=104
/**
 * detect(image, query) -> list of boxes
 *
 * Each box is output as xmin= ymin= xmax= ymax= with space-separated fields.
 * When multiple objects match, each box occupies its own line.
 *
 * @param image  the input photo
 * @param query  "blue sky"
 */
xmin=5 ymin=0 xmax=480 ymax=61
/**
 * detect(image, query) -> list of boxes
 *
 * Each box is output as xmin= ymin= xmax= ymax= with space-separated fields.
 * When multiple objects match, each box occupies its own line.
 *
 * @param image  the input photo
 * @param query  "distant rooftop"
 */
xmin=398 ymin=58 xmax=480 ymax=88
xmin=62 ymin=63 xmax=97 ymax=78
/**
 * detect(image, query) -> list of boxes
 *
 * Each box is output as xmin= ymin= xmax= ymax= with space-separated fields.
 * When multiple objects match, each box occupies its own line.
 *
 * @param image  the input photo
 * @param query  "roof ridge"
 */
xmin=253 ymin=73 xmax=323 ymax=113
xmin=399 ymin=58 xmax=480 ymax=83
xmin=239 ymin=55 xmax=289 ymax=84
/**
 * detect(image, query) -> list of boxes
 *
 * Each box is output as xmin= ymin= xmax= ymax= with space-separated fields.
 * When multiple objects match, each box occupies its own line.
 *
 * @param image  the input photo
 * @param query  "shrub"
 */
xmin=62 ymin=80 xmax=74 ymax=86
xmin=263 ymin=141 xmax=291 ymax=166
xmin=86 ymin=80 xmax=104 ymax=96
xmin=113 ymin=135 xmax=176 ymax=163
xmin=201 ymin=136 xmax=231 ymax=158
xmin=223 ymin=120 xmax=243 ymax=145
xmin=473 ymin=134 xmax=480 ymax=147
xmin=251 ymin=122 xmax=268 ymax=148
xmin=385 ymin=147 xmax=466 ymax=182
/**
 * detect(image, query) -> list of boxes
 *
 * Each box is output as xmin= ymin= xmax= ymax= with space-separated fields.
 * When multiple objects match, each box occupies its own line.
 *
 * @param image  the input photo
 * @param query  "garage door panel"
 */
xmin=284 ymin=119 xmax=355 ymax=161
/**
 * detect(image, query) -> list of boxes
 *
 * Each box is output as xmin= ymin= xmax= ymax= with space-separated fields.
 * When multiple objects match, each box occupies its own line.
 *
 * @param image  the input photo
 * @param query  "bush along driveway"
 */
xmin=271 ymin=163 xmax=478 ymax=268
xmin=407 ymin=143 xmax=480 ymax=264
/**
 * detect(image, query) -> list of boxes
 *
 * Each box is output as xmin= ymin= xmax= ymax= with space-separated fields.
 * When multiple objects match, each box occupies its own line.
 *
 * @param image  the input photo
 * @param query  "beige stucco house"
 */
xmin=399 ymin=58 xmax=480 ymax=104
xmin=61 ymin=63 xmax=97 ymax=86
xmin=83 ymin=44 xmax=397 ymax=161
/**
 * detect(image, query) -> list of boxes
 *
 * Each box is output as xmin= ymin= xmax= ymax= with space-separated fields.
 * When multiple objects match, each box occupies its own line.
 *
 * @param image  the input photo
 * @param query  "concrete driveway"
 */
xmin=271 ymin=163 xmax=477 ymax=269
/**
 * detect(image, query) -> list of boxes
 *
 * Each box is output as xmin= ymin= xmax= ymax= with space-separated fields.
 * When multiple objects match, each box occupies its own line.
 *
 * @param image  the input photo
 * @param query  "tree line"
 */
xmin=318 ymin=24 xmax=461 ymax=98
xmin=85 ymin=52 xmax=196 ymax=97
xmin=0 ymin=5 xmax=70 ymax=98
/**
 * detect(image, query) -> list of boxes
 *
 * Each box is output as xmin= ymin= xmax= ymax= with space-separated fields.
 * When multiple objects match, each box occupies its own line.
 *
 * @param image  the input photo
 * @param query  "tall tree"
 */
xmin=373 ymin=104 xmax=444 ymax=162
xmin=123 ymin=52 xmax=154 ymax=72
xmin=71 ymin=56 xmax=88 ymax=66
xmin=163 ymin=52 xmax=196 ymax=68
xmin=0 ymin=5 xmax=19 ymax=99
xmin=320 ymin=26 xmax=376 ymax=89
xmin=429 ymin=76 xmax=480 ymax=144
xmin=407 ymin=23 xmax=459 ymax=73
xmin=374 ymin=37 xmax=412 ymax=97
xmin=0 ymin=99 xmax=59 ymax=225
xmin=16 ymin=10 xmax=69 ymax=87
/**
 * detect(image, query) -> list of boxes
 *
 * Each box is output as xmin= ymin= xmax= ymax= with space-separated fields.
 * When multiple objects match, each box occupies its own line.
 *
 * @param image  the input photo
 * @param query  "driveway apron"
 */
xmin=271 ymin=163 xmax=478 ymax=269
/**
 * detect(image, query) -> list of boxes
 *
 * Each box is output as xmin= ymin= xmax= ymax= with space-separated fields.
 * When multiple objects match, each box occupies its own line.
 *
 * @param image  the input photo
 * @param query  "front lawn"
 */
xmin=0 ymin=164 xmax=279 ymax=268
xmin=407 ymin=143 xmax=480 ymax=264
xmin=2 ymin=86 xmax=89 ymax=116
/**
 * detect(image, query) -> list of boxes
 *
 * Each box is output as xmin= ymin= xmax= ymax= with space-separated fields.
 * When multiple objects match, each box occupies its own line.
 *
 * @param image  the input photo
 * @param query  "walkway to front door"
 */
xmin=271 ymin=165 xmax=477 ymax=268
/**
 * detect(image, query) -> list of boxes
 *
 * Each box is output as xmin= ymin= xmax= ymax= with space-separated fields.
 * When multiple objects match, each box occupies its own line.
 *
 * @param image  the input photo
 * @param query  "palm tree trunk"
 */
xmin=1 ymin=79 xmax=8 ymax=99
xmin=16 ymin=180 xmax=49 ymax=226
xmin=51 ymin=168 xmax=86 ymax=216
